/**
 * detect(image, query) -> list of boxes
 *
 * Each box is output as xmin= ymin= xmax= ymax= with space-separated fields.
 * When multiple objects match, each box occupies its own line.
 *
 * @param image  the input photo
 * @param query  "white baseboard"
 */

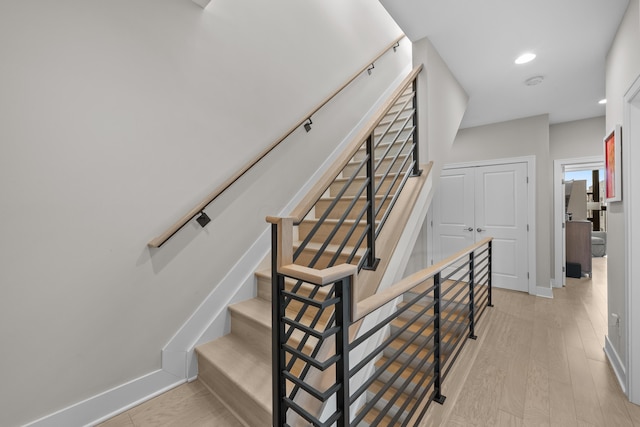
xmin=605 ymin=335 xmax=627 ymax=395
xmin=551 ymin=277 xmax=563 ymax=288
xmin=24 ymin=370 xmax=184 ymax=427
xmin=162 ymin=227 xmax=270 ymax=379
xmin=536 ymin=286 xmax=554 ymax=299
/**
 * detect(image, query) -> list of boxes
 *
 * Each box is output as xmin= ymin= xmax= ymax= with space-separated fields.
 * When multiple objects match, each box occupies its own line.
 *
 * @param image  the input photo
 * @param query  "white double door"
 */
xmin=433 ymin=162 xmax=529 ymax=293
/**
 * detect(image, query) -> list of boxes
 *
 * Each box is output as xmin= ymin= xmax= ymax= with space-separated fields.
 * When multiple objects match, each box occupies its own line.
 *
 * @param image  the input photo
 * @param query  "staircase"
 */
xmin=194 ymin=82 xmax=428 ymax=426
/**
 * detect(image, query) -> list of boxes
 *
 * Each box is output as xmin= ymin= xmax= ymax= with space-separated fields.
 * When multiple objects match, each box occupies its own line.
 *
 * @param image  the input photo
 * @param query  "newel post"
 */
xmin=267 ymin=216 xmax=293 ymax=426
xmin=433 ymin=272 xmax=446 ymax=404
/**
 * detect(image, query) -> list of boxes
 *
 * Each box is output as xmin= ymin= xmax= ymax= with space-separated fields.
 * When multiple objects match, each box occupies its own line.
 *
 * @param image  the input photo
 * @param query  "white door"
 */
xmin=432 ymin=168 xmax=476 ymax=261
xmin=433 ymin=163 xmax=529 ymax=293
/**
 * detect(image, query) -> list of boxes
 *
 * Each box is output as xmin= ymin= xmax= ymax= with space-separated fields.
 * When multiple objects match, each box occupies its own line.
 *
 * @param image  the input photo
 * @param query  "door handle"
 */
xmin=463 ymin=227 xmax=473 ymax=232
xmin=477 ymin=227 xmax=485 ymax=232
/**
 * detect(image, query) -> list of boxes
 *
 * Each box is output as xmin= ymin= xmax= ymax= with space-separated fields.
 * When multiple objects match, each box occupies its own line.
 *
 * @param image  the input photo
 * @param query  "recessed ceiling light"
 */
xmin=515 ymin=53 xmax=536 ymax=65
xmin=525 ymin=75 xmax=544 ymax=86
xmin=599 ymin=99 xmax=607 ymax=104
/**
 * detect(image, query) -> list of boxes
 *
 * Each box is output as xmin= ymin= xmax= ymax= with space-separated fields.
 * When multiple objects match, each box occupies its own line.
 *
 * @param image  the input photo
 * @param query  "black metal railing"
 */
xmin=271 ymin=236 xmax=493 ymax=426
xmin=270 ymin=71 xmax=422 ymax=427
xmin=292 ymin=83 xmax=420 ymax=273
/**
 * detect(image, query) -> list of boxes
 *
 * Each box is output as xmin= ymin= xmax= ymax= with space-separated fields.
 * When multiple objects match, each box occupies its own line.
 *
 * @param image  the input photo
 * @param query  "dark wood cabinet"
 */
xmin=566 ymin=220 xmax=592 ymax=277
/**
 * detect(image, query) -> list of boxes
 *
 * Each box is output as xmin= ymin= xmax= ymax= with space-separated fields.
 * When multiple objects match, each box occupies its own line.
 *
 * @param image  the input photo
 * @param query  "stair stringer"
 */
xmin=317 ymin=167 xmax=435 ymax=424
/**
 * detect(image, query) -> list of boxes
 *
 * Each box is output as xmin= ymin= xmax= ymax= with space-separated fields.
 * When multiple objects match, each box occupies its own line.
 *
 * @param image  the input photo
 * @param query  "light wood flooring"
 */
xmin=100 ymin=256 xmax=640 ymax=426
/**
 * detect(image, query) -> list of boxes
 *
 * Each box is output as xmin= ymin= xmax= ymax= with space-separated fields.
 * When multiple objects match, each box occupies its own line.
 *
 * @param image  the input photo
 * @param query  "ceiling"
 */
xmin=379 ymin=0 xmax=630 ymax=129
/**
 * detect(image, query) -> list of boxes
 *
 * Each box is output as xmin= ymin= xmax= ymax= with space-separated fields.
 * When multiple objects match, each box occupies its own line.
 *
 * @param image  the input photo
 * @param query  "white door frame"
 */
xmin=441 ymin=155 xmax=537 ymax=296
xmin=552 ymin=156 xmax=604 ymax=288
xmin=623 ymin=73 xmax=640 ymax=404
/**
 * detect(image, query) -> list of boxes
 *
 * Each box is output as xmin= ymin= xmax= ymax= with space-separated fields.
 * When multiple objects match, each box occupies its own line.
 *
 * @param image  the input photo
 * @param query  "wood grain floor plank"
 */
xmin=546 ymin=328 xmax=571 ymax=385
xmin=588 ymin=359 xmax=634 ymax=426
xmin=499 ymin=347 xmax=530 ymax=418
xmin=549 ymin=379 xmax=577 ymax=427
xmin=126 ymin=381 xmax=244 ymax=427
xmin=565 ymin=345 xmax=605 ymax=426
xmin=498 ymin=409 xmax=524 ymax=427
xmin=624 ymin=400 xmax=640 ymax=425
xmin=97 ymin=412 xmax=134 ymax=427
xmin=522 ymin=357 xmax=550 ymax=425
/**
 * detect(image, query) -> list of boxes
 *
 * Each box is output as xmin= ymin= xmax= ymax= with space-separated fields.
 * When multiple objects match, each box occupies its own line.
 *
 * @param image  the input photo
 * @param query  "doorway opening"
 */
xmin=553 ymin=157 xmax=604 ymax=288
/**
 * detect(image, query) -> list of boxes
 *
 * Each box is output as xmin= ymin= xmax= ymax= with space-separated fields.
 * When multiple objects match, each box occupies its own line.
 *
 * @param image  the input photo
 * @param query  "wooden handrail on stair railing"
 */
xmin=353 ymin=237 xmax=493 ymax=321
xmin=289 ymin=65 xmax=423 ymax=224
xmin=266 ymin=64 xmax=423 ymax=277
xmin=147 ymin=34 xmax=406 ymax=248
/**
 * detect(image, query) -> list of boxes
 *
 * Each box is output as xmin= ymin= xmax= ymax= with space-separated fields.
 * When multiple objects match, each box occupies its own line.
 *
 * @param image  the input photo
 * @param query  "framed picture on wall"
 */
xmin=604 ymin=124 xmax=622 ymax=202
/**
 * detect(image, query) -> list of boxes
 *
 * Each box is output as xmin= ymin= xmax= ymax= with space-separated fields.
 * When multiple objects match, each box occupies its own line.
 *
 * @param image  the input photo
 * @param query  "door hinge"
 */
xmin=562 ymin=222 xmax=565 ymax=229
xmin=562 ymin=266 xmax=565 ymax=273
xmin=431 ymin=259 xmax=434 ymax=265
xmin=527 ymin=272 xmax=530 ymax=279
xmin=526 ymin=176 xmax=529 ymax=184
xmin=527 ymin=224 xmax=529 ymax=231
xmin=430 ymin=220 xmax=433 ymax=227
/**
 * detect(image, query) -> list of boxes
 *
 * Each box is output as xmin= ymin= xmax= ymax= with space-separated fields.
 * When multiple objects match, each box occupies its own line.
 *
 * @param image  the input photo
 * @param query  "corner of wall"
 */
xmin=23 ymin=371 xmax=185 ymax=427
xmin=191 ymin=0 xmax=211 ymax=8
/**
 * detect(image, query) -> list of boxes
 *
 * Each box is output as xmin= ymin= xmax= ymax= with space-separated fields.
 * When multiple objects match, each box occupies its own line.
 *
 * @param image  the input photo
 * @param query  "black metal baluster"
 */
xmin=411 ymin=78 xmax=422 ymax=177
xmin=271 ymin=224 xmax=287 ymax=426
xmin=433 ymin=272 xmax=446 ymax=404
xmin=488 ymin=241 xmax=494 ymax=307
xmin=364 ymin=134 xmax=380 ymax=270
xmin=335 ymin=276 xmax=351 ymax=427
xmin=468 ymin=252 xmax=477 ymax=340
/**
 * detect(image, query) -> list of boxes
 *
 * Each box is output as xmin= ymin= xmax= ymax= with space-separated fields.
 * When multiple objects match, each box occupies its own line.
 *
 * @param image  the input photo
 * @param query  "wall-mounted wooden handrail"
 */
xmin=147 ymin=34 xmax=406 ymax=248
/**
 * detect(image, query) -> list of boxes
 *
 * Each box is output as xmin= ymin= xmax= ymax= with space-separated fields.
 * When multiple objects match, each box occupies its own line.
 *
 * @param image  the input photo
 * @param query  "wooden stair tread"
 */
xmin=332 ymin=173 xmax=398 ymax=183
xmin=230 ymin=297 xmax=326 ymax=348
xmin=292 ymin=241 xmax=365 ymax=263
xmin=298 ymin=217 xmax=376 ymax=226
xmin=195 ymin=334 xmax=272 ymax=414
xmin=255 ymin=269 xmax=333 ymax=301
xmin=347 ymin=153 xmax=410 ymax=165
xmin=390 ymin=317 xmax=463 ymax=340
xmin=229 ymin=297 xmax=271 ymax=327
xmin=368 ymin=379 xmax=418 ymax=409
xmin=361 ymin=406 xmax=395 ymax=426
xmin=318 ymin=194 xmax=387 ymax=202
xmin=386 ymin=336 xmax=436 ymax=361
xmin=374 ymin=355 xmax=435 ymax=387
xmin=396 ymin=301 xmax=469 ymax=319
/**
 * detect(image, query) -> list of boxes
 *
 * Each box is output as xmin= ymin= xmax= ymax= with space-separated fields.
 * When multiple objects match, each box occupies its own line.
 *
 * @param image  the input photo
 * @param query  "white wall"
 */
xmin=549 ymin=116 xmax=605 ymax=160
xmin=447 ymin=115 xmax=552 ymax=289
xmin=605 ymin=0 xmax=640 ymax=372
xmin=548 ymin=116 xmax=605 ymax=275
xmin=0 ymin=1 xmax=408 ymax=425
xmin=413 ymin=37 xmax=469 ymax=189
xmin=402 ymin=37 xmax=468 ymax=276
